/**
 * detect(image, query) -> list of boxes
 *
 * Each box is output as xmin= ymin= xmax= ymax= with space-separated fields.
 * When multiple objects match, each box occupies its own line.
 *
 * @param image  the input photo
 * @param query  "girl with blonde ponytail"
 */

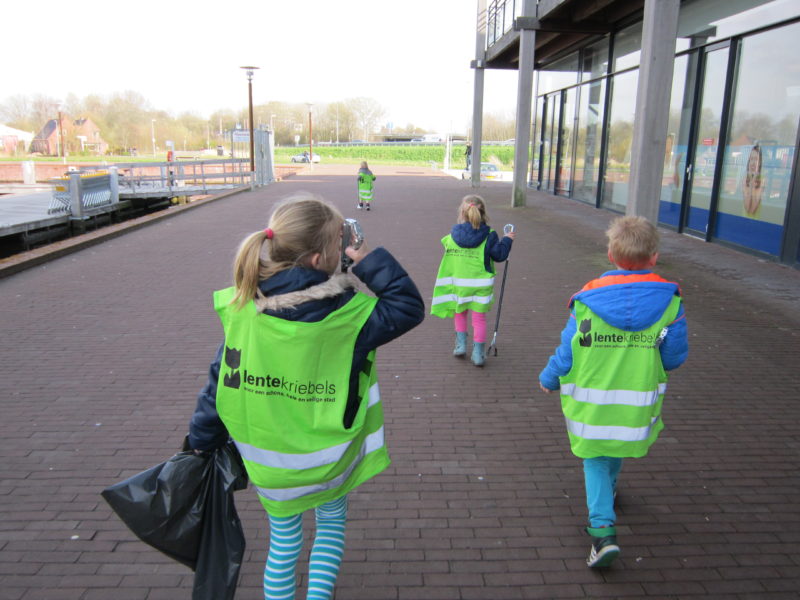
xmin=187 ymin=193 xmax=424 ymax=600
xmin=431 ymin=194 xmax=516 ymax=366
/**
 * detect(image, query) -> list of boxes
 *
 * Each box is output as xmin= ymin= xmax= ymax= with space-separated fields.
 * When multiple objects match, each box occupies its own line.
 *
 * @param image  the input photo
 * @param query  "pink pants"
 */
xmin=454 ymin=310 xmax=486 ymax=343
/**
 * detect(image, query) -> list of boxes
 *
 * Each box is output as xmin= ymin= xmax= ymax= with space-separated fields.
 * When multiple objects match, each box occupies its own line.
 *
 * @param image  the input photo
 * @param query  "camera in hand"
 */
xmin=341 ymin=218 xmax=364 ymax=272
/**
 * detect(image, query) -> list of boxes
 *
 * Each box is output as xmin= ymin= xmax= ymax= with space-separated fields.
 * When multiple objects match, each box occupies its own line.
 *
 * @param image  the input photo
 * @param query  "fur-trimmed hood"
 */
xmin=256 ymin=272 xmax=360 ymax=312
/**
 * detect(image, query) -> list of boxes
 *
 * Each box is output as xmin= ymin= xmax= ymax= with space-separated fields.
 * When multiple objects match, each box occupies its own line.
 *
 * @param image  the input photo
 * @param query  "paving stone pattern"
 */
xmin=1 ymin=164 xmax=799 ymax=599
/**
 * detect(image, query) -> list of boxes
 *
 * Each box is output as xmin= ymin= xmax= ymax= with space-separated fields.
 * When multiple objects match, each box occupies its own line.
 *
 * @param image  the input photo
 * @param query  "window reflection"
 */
xmin=556 ymin=88 xmax=577 ymax=196
xmin=612 ymin=22 xmax=643 ymax=72
xmin=601 ymin=70 xmax=639 ymax=212
xmin=538 ymin=55 xmax=579 ymax=95
xmin=677 ymin=0 xmax=797 ymax=51
xmin=715 ymin=21 xmax=800 ymax=254
xmin=660 ymin=55 xmax=693 ymax=227
xmin=581 ymin=39 xmax=610 ymax=81
xmin=686 ymin=48 xmax=728 ymax=234
xmin=573 ymin=79 xmax=606 ymax=204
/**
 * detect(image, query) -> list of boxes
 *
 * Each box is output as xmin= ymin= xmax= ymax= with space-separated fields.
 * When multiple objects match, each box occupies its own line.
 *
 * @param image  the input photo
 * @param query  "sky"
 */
xmin=4 ymin=0 xmax=519 ymax=134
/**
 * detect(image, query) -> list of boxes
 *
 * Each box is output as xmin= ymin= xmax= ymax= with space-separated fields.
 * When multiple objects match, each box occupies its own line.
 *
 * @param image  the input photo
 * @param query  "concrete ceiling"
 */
xmin=485 ymin=0 xmax=645 ymax=69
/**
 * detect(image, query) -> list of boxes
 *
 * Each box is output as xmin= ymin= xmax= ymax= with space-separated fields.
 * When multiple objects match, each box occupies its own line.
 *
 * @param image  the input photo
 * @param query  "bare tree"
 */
xmin=482 ymin=110 xmax=516 ymax=142
xmin=347 ymin=97 xmax=385 ymax=140
xmin=0 ymin=95 xmax=33 ymax=130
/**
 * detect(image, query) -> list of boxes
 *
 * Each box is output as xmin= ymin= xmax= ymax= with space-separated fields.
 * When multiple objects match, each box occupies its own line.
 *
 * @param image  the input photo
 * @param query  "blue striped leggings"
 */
xmin=263 ymin=496 xmax=348 ymax=600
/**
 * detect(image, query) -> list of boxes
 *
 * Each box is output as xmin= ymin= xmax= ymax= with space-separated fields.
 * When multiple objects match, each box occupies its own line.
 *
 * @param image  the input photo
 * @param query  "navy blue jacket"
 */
xmin=188 ymin=247 xmax=425 ymax=451
xmin=450 ymin=222 xmax=512 ymax=273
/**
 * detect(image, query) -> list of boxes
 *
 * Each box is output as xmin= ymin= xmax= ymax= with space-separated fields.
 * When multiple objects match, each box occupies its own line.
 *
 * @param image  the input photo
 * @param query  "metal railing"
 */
xmin=487 ymin=0 xmax=523 ymax=47
xmin=107 ymin=159 xmax=252 ymax=196
xmin=48 ymin=172 xmax=115 ymax=215
xmin=47 ymin=158 xmax=257 ymax=217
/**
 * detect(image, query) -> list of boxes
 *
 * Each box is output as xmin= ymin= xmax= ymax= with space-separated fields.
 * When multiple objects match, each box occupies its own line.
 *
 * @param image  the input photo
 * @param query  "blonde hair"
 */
xmin=231 ymin=194 xmax=344 ymax=309
xmin=360 ymin=161 xmax=368 ymax=169
xmin=606 ymin=216 xmax=659 ymax=270
xmin=457 ymin=194 xmax=489 ymax=229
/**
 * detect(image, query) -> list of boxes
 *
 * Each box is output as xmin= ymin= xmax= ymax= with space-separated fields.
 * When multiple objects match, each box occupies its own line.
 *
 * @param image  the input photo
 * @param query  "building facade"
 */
xmin=478 ymin=0 xmax=800 ymax=266
xmin=30 ymin=117 xmax=108 ymax=156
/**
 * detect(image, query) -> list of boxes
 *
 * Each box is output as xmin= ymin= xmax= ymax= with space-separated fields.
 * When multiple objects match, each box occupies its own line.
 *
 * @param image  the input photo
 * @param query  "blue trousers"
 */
xmin=583 ymin=457 xmax=623 ymax=528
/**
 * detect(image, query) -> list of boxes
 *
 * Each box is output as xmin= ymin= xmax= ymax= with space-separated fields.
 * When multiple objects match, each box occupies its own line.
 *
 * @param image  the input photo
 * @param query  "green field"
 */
xmin=275 ymin=145 xmax=516 ymax=168
xmin=1 ymin=145 xmax=518 ymax=169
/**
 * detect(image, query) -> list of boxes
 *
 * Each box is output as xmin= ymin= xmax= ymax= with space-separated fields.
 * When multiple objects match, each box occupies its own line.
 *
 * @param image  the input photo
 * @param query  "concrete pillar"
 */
xmin=627 ymin=0 xmax=681 ymax=223
xmin=470 ymin=0 xmax=487 ymax=188
xmin=22 ymin=161 xmax=36 ymax=184
xmin=511 ymin=0 xmax=537 ymax=207
xmin=108 ymin=166 xmax=120 ymax=204
xmin=69 ymin=173 xmax=83 ymax=219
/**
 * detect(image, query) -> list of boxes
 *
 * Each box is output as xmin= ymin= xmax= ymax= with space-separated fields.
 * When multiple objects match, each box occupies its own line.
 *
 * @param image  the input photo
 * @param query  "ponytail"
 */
xmin=231 ymin=230 xmax=270 ymax=310
xmin=458 ymin=194 xmax=488 ymax=229
xmin=229 ymin=194 xmax=344 ymax=311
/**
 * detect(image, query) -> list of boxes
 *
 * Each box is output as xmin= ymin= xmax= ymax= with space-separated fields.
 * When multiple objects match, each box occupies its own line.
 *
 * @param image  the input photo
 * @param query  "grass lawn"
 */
xmin=2 ymin=145 xmax=518 ymax=170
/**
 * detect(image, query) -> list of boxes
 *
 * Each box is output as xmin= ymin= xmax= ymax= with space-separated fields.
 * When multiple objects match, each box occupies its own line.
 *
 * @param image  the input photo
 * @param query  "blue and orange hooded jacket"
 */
xmin=539 ymin=269 xmax=688 ymax=391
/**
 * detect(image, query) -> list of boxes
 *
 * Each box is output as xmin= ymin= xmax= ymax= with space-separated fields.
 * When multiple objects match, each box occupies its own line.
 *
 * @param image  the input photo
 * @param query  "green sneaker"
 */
xmin=585 ymin=526 xmax=620 ymax=568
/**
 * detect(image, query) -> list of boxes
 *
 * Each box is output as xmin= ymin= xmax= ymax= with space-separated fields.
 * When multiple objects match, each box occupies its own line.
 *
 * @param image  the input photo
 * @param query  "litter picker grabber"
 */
xmin=487 ymin=224 xmax=514 ymax=357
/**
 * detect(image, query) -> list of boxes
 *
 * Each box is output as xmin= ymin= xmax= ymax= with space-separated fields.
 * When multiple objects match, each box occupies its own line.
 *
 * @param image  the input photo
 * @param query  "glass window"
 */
xmin=676 ymin=0 xmax=798 ymax=51
xmin=601 ymin=70 xmax=639 ymax=212
xmin=659 ymin=54 xmax=694 ymax=227
xmin=556 ymin=87 xmax=577 ymax=196
xmin=531 ymin=95 xmax=543 ymax=185
xmin=715 ymin=22 xmax=800 ymax=255
xmin=581 ymin=39 xmax=610 ymax=81
xmin=685 ymin=47 xmax=729 ymax=235
xmin=612 ymin=22 xmax=643 ymax=72
xmin=543 ymin=93 xmax=561 ymax=193
xmin=572 ymin=79 xmax=606 ymax=204
xmin=538 ymin=53 xmax=580 ymax=95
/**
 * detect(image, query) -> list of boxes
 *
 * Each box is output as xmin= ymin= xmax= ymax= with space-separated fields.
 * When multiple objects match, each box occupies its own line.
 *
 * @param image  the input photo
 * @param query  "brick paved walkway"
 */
xmin=1 ymin=164 xmax=799 ymax=599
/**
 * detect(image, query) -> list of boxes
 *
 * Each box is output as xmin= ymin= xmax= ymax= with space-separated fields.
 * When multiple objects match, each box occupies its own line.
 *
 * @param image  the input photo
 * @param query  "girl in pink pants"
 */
xmin=431 ymin=195 xmax=515 ymax=366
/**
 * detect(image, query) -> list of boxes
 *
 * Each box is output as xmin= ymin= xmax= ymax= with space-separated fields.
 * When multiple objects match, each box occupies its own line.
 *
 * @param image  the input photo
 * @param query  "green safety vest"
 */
xmin=430 ymin=234 xmax=495 ymax=317
xmin=213 ymin=286 xmax=389 ymax=517
xmin=358 ymin=172 xmax=376 ymax=201
xmin=559 ymin=294 xmax=682 ymax=459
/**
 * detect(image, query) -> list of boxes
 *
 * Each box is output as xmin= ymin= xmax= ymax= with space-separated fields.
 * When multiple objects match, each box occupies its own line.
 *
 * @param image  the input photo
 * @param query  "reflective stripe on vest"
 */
xmin=252 ymin=425 xmax=385 ymax=502
xmin=565 ymin=415 xmax=661 ymax=442
xmin=431 ymin=234 xmax=495 ymax=317
xmin=560 ymin=383 xmax=667 ymax=407
xmin=430 ymin=292 xmax=494 ymax=307
xmin=231 ymin=382 xmax=381 ymax=471
xmin=434 ymin=276 xmax=495 ymax=288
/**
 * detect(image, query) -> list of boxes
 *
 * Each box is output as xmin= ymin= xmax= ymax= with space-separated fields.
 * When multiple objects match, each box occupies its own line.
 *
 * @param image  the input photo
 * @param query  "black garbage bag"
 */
xmin=193 ymin=442 xmax=248 ymax=600
xmin=102 ymin=441 xmax=248 ymax=599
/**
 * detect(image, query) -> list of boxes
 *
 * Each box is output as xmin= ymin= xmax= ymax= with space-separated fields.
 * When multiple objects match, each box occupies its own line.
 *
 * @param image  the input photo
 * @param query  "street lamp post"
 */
xmin=151 ymin=119 xmax=156 ymax=158
xmin=306 ymin=103 xmax=313 ymax=163
xmin=57 ymin=109 xmax=66 ymax=163
xmin=240 ymin=66 xmax=260 ymax=173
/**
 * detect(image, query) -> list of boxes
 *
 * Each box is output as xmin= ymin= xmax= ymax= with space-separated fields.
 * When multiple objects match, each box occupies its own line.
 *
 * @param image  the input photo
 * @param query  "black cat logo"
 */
xmin=223 ymin=346 xmax=241 ymax=389
xmin=578 ymin=319 xmax=592 ymax=347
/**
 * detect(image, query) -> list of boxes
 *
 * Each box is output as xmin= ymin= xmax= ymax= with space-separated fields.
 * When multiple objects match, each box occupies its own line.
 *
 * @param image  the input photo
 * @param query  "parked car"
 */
xmin=290 ymin=152 xmax=321 ymax=163
xmin=462 ymin=162 xmax=502 ymax=181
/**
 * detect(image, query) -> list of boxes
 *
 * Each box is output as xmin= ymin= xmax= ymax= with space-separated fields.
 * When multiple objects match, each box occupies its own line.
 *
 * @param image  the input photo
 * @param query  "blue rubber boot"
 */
xmin=471 ymin=342 xmax=485 ymax=367
xmin=453 ymin=332 xmax=467 ymax=357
